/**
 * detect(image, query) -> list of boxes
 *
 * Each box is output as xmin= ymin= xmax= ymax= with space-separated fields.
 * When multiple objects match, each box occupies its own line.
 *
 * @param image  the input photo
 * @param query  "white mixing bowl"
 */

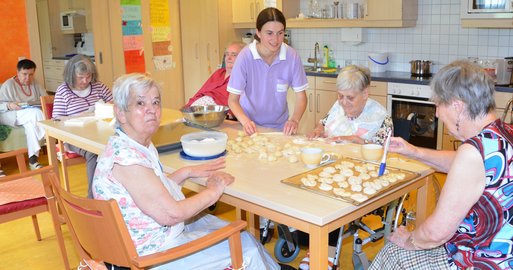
xmin=180 ymin=131 xmax=228 ymax=157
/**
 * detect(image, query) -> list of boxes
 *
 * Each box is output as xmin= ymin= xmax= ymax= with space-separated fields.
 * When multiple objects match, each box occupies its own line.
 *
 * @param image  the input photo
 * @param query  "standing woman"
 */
xmin=228 ymin=7 xmax=308 ymax=135
xmin=52 ymin=54 xmax=113 ymax=198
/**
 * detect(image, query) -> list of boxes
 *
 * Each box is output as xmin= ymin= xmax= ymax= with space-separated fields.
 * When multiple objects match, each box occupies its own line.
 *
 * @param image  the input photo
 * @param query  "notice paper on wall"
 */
xmin=150 ymin=0 xmax=174 ymax=71
xmin=120 ymin=0 xmax=146 ymax=73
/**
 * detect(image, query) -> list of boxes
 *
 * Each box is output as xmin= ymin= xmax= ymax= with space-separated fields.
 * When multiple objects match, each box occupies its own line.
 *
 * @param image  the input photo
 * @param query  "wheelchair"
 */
xmin=267 ymin=174 xmax=441 ymax=269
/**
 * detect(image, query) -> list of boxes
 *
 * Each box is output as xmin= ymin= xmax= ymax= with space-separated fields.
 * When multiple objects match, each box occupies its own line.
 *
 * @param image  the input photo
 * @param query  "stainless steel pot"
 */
xmin=410 ymin=60 xmax=432 ymax=76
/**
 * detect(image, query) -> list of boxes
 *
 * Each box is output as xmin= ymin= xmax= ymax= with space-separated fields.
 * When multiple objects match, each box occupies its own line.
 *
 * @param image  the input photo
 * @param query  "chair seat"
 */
xmin=0 ymin=197 xmax=46 ymax=215
xmin=0 ymin=177 xmax=45 ymax=205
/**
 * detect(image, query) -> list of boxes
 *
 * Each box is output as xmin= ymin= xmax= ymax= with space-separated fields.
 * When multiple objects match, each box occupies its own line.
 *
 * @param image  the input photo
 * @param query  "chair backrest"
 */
xmin=49 ymin=174 xmax=138 ymax=267
xmin=40 ymin=95 xmax=55 ymax=120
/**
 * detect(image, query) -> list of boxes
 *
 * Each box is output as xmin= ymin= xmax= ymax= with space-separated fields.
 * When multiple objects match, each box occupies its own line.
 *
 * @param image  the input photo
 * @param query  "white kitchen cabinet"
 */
xmin=42 ymin=59 xmax=66 ymax=93
xmin=180 ymin=0 xmax=237 ymax=104
xmin=442 ymin=91 xmax=513 ymax=151
xmin=232 ymin=0 xmax=300 ymax=28
xmin=288 ymin=76 xmax=338 ymax=135
xmin=369 ymin=81 xmax=387 ymax=108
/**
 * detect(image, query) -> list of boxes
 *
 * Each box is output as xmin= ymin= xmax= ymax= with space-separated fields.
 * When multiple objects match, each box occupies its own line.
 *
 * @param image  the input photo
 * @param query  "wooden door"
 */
xmin=180 ymin=0 xmax=204 ymax=103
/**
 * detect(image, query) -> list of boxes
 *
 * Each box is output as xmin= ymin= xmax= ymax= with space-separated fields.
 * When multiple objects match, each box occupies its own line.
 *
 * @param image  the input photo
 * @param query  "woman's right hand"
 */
xmin=206 ymin=171 xmax=235 ymax=194
xmin=306 ymin=127 xmax=324 ymax=139
xmin=388 ymin=137 xmax=417 ymax=157
xmin=242 ymin=120 xmax=257 ymax=135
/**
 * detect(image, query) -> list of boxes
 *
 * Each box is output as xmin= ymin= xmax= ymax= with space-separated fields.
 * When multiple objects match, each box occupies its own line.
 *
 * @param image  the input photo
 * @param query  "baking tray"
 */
xmin=281 ymin=157 xmax=420 ymax=205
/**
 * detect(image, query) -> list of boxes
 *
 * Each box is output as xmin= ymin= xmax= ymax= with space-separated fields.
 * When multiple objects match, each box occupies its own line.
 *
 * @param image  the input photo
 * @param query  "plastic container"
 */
xmin=180 ymin=131 xmax=228 ymax=157
xmin=368 ymin=52 xmax=389 ymax=73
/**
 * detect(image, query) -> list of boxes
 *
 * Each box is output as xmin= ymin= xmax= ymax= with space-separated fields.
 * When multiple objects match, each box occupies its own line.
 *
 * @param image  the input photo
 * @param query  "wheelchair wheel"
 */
xmin=274 ymin=237 xmax=300 ymax=263
xmin=206 ymin=202 xmax=218 ymax=214
xmin=391 ymin=174 xmax=442 ymax=231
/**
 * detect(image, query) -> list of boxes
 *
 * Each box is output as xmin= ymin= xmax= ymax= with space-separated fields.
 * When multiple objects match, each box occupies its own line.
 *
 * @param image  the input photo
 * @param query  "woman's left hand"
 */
xmin=388 ymin=226 xmax=417 ymax=250
xmin=185 ymin=158 xmax=226 ymax=178
xmin=283 ymin=119 xmax=298 ymax=135
xmin=326 ymin=135 xmax=363 ymax=144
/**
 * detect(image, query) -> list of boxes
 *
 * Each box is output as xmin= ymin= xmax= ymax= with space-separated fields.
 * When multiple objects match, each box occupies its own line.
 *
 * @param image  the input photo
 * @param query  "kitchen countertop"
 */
xmin=306 ymin=70 xmax=513 ymax=93
xmin=52 ymin=55 xmax=95 ymax=61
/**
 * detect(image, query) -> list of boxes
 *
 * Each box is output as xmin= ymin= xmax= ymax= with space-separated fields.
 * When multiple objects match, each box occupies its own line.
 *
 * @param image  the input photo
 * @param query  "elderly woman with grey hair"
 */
xmin=369 ymin=60 xmax=513 ymax=269
xmin=307 ymin=65 xmax=393 ymax=145
xmin=52 ymin=54 xmax=112 ymax=198
xmin=92 ymin=73 xmax=280 ymax=269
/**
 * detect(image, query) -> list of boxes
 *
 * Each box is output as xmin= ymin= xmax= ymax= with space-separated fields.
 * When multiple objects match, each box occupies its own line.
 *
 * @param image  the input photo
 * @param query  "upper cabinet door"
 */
xmin=232 ymin=0 xmax=257 ymax=24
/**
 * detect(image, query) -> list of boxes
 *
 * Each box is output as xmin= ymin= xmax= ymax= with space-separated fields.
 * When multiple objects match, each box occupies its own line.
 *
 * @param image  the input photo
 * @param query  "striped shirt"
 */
xmin=52 ymin=82 xmax=113 ymax=118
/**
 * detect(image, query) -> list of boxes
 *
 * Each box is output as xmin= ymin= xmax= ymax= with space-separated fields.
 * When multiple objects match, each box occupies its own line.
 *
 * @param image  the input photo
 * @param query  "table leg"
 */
xmin=45 ymin=135 xmax=59 ymax=178
xmin=415 ymin=176 xmax=430 ymax=224
xmin=248 ymin=213 xmax=260 ymax=238
xmin=309 ymin=225 xmax=329 ymax=269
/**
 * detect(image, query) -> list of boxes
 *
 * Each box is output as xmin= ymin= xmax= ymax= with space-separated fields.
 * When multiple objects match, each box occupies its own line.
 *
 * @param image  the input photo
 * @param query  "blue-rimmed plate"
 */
xmin=179 ymin=150 xmax=227 ymax=160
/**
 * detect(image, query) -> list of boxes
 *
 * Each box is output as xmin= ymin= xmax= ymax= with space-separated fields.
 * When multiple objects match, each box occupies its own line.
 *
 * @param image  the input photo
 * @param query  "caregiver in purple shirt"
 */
xmin=227 ymin=7 xmax=308 ymax=135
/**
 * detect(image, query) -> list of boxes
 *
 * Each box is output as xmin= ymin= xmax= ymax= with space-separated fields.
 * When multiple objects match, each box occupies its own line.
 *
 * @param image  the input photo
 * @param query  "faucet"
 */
xmin=307 ymin=42 xmax=320 ymax=71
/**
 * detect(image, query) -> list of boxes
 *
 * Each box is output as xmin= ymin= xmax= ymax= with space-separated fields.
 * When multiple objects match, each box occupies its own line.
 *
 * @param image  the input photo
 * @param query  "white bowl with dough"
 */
xmin=180 ymin=131 xmax=228 ymax=157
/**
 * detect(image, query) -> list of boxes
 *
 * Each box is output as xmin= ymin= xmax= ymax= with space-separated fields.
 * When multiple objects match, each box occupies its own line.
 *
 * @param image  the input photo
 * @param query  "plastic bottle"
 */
xmin=323 ymin=45 xmax=329 ymax=68
xmin=328 ymin=50 xmax=336 ymax=68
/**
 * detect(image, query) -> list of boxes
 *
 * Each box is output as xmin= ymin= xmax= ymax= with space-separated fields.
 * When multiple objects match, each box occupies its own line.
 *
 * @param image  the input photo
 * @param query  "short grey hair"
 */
xmin=336 ymin=65 xmax=371 ymax=92
xmin=63 ymin=54 xmax=98 ymax=87
xmin=431 ymin=60 xmax=495 ymax=120
xmin=112 ymin=73 xmax=162 ymax=128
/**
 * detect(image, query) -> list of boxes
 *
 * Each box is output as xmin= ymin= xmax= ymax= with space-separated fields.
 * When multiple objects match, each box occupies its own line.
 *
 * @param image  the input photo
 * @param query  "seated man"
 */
xmin=184 ymin=41 xmax=245 ymax=119
xmin=0 ymin=59 xmax=47 ymax=170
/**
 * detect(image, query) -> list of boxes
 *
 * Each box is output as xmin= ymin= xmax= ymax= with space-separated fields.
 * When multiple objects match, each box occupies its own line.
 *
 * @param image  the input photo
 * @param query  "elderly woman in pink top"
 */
xmin=228 ymin=7 xmax=308 ymax=136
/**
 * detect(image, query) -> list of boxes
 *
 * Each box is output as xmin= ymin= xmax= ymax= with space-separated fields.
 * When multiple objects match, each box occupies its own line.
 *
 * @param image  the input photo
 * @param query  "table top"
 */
xmin=38 ymin=111 xmax=434 ymax=226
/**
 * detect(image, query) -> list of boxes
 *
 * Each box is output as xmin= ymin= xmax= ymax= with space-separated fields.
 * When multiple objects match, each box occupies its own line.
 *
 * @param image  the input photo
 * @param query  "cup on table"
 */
xmin=361 ymin=144 xmax=383 ymax=162
xmin=301 ymin=147 xmax=331 ymax=168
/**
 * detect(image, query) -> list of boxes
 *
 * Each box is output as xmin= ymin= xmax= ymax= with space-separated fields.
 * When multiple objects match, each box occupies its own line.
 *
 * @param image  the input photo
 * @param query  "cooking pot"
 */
xmin=410 ymin=60 xmax=432 ymax=76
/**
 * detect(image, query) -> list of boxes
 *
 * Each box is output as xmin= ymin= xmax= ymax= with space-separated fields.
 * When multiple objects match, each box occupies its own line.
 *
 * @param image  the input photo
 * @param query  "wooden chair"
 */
xmin=49 ymin=174 xmax=246 ymax=270
xmin=0 ymin=149 xmax=69 ymax=269
xmin=40 ymin=95 xmax=86 ymax=191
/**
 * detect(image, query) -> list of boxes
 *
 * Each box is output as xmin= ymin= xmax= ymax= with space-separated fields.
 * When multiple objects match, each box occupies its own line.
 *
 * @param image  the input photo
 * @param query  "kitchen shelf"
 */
xmin=461 ymin=18 xmax=513 ymax=28
xmin=286 ymin=18 xmax=416 ymax=28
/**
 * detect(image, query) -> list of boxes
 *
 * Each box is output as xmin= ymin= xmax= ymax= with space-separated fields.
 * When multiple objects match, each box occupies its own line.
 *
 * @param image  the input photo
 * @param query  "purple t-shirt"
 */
xmin=227 ymin=40 xmax=308 ymax=129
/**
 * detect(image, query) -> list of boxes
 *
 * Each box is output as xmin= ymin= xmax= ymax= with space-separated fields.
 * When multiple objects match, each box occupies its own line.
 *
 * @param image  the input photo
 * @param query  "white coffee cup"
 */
xmin=301 ymin=147 xmax=331 ymax=168
xmin=361 ymin=144 xmax=383 ymax=161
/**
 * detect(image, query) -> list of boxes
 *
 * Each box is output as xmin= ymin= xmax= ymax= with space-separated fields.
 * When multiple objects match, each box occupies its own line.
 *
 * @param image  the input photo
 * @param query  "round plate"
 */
xmin=179 ymin=150 xmax=227 ymax=160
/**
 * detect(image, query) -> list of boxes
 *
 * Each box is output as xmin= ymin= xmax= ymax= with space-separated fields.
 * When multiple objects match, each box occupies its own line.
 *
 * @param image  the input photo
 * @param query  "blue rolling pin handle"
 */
xmin=378 ymin=162 xmax=386 ymax=176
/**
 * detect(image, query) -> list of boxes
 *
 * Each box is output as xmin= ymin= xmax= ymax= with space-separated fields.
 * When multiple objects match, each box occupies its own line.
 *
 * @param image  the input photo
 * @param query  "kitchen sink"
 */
xmin=304 ymin=66 xmax=339 ymax=74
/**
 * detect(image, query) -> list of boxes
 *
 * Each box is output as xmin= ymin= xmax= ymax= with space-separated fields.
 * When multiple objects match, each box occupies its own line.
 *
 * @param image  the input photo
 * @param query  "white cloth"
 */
xmin=14 ymin=108 xmax=44 ymax=157
xmin=154 ymin=213 xmax=280 ymax=270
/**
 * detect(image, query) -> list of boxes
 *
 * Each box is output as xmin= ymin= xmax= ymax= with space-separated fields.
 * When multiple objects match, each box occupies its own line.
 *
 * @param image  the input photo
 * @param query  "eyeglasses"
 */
xmin=224 ymin=52 xmax=238 ymax=57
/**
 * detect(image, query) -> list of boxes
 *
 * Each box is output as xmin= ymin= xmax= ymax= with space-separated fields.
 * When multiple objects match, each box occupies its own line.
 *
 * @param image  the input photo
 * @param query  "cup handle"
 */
xmin=320 ymin=153 xmax=331 ymax=165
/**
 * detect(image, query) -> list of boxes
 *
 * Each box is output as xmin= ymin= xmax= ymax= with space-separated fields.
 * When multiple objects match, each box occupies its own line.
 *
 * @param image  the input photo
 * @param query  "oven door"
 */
xmin=387 ymin=95 xmax=443 ymax=150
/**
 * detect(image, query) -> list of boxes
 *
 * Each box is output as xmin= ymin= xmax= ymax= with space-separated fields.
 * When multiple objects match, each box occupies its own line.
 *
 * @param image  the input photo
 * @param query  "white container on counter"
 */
xmin=368 ymin=52 xmax=389 ymax=73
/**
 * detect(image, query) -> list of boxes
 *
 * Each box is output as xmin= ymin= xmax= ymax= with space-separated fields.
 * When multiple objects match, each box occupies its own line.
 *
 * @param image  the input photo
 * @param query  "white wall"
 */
xmin=291 ymin=0 xmax=513 ymax=73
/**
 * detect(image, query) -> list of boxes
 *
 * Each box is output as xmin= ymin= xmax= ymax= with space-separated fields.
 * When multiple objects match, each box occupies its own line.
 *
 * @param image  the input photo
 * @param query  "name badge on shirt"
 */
xmin=276 ymin=80 xmax=289 ymax=93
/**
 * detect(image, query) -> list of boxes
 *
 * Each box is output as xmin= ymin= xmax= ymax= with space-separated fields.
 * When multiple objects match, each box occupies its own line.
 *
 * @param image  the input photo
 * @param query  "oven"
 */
xmin=387 ymin=83 xmax=443 ymax=150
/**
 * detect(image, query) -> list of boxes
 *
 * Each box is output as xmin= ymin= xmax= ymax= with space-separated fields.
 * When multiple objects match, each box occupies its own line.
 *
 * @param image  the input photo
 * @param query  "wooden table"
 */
xmin=39 ymin=112 xmax=434 ymax=270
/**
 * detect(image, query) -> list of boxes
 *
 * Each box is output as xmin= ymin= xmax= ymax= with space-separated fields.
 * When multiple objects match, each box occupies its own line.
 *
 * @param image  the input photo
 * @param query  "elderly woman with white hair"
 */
xmin=306 ymin=65 xmax=393 ymax=145
xmin=92 ymin=73 xmax=280 ymax=270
